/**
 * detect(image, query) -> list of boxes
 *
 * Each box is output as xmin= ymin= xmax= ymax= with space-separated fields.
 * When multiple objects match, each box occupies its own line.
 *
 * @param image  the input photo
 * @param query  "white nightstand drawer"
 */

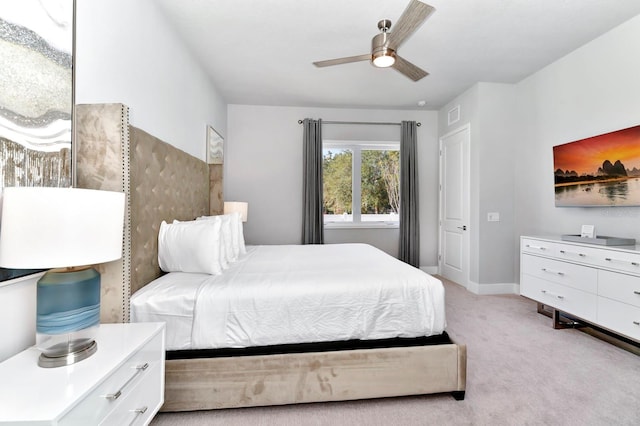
xmin=60 ymin=331 xmax=163 ymax=425
xmin=598 ymin=297 xmax=640 ymax=341
xmin=100 ymin=363 xmax=163 ymax=426
xmin=521 ymin=275 xmax=597 ymax=321
xmin=598 ymin=270 xmax=640 ymax=308
xmin=521 ymin=254 xmax=597 ymax=293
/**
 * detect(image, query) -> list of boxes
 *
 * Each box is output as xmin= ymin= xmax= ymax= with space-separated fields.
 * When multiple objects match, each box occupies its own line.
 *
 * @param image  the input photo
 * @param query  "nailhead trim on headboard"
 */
xmin=76 ymin=103 xmax=131 ymax=324
xmin=121 ymin=107 xmax=131 ymax=323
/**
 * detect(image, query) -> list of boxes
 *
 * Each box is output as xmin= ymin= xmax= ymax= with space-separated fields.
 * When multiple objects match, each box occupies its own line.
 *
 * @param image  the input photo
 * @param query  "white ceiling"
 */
xmin=155 ymin=0 xmax=640 ymax=110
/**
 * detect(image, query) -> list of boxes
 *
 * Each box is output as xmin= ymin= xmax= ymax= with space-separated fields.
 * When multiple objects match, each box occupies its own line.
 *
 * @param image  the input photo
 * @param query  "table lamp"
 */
xmin=0 ymin=187 xmax=125 ymax=368
xmin=223 ymin=201 xmax=248 ymax=222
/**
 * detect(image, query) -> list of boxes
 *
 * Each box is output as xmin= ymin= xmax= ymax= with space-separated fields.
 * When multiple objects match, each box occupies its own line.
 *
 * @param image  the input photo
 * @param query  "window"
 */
xmin=323 ymin=141 xmax=400 ymax=227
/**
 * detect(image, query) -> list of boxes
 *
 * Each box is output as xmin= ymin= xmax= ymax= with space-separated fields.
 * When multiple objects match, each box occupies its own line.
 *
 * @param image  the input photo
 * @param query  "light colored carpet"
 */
xmin=151 ymin=279 xmax=640 ymax=426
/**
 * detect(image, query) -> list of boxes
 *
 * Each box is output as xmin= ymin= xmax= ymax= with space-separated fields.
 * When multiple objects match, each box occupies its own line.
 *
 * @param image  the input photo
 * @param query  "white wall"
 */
xmin=225 ymin=105 xmax=440 ymax=267
xmin=437 ymin=15 xmax=640 ymax=291
xmin=75 ymin=0 xmax=227 ymax=160
xmin=513 ymin=14 xmax=640 ymax=279
xmin=438 ymin=83 xmax=518 ymax=292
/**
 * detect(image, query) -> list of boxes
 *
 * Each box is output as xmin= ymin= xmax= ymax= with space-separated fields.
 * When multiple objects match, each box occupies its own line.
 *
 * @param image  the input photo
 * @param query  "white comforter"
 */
xmin=131 ymin=243 xmax=446 ymax=350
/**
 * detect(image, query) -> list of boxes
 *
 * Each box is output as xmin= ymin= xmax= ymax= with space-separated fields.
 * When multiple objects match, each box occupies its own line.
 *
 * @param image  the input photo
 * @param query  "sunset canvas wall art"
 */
xmin=553 ymin=124 xmax=640 ymax=206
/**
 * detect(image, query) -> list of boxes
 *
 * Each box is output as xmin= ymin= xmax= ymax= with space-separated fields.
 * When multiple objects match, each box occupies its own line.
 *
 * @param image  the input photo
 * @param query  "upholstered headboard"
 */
xmin=129 ymin=126 xmax=211 ymax=293
xmin=76 ymin=103 xmax=217 ymax=322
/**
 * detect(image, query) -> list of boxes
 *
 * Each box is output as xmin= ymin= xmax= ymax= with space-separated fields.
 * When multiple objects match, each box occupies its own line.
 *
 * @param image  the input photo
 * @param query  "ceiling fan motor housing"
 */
xmin=371 ymin=29 xmax=396 ymax=67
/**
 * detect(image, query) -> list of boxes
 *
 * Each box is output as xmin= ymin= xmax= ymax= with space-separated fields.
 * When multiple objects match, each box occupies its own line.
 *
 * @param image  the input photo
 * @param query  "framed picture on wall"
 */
xmin=553 ymin=123 xmax=640 ymax=207
xmin=207 ymin=125 xmax=224 ymax=164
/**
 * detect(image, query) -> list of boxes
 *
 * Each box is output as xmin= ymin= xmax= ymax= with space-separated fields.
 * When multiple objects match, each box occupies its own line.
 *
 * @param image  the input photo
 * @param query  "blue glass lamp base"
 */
xmin=36 ymin=268 xmax=101 ymax=368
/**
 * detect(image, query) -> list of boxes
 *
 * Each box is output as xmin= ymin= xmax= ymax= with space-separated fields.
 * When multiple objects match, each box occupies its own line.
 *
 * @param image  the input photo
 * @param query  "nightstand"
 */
xmin=0 ymin=322 xmax=165 ymax=425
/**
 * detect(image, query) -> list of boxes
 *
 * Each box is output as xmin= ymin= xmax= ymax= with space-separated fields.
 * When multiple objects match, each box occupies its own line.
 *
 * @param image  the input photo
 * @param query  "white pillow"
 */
xmin=236 ymin=214 xmax=246 ymax=255
xmin=158 ymin=219 xmax=223 ymax=274
xmin=219 ymin=214 xmax=236 ymax=264
xmin=226 ymin=213 xmax=241 ymax=258
xmin=197 ymin=213 xmax=246 ymax=260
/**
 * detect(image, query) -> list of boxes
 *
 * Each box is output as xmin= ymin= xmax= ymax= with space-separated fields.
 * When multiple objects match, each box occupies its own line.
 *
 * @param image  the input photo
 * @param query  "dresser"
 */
xmin=0 ymin=322 xmax=165 ymax=425
xmin=520 ymin=236 xmax=640 ymax=342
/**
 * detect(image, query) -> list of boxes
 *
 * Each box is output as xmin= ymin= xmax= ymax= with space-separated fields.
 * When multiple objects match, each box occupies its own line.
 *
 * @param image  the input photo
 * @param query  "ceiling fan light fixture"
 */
xmin=371 ymin=28 xmax=396 ymax=68
xmin=372 ymin=51 xmax=396 ymax=68
xmin=312 ymin=1 xmax=433 ymax=81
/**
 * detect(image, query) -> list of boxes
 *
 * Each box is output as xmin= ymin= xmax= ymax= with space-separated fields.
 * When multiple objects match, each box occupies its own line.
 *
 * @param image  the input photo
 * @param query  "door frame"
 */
xmin=438 ymin=124 xmax=471 ymax=289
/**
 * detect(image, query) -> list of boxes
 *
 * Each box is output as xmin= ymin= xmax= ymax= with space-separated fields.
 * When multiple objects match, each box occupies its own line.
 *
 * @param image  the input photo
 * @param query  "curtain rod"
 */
xmin=297 ymin=119 xmax=421 ymax=127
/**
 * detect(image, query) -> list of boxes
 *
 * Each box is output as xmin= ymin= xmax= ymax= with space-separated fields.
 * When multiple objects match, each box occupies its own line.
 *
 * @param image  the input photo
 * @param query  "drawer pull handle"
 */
xmin=541 ymin=289 xmax=564 ymax=300
xmin=101 ymin=363 xmax=150 ymax=401
xmin=541 ymin=268 xmax=564 ymax=276
xmin=633 ymin=321 xmax=640 ymax=326
xmin=604 ymin=257 xmax=639 ymax=266
xmin=634 ymin=291 xmax=640 ymax=295
xmin=103 ymin=390 xmax=121 ymax=401
xmin=128 ymin=406 xmax=148 ymax=426
xmin=526 ymin=244 xmax=546 ymax=250
xmin=559 ymin=250 xmax=586 ymax=257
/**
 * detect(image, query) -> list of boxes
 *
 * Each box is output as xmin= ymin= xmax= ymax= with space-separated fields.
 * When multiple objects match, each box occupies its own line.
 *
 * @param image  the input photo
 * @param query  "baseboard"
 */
xmin=466 ymin=281 xmax=520 ymax=295
xmin=420 ymin=266 xmax=439 ymax=275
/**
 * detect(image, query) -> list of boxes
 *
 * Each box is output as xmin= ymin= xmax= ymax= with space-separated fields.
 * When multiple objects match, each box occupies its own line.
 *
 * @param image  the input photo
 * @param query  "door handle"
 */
xmin=457 ymin=225 xmax=467 ymax=231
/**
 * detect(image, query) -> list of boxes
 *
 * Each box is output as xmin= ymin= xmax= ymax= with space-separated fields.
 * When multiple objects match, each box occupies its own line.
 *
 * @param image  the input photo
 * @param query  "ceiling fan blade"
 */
xmin=392 ymin=55 xmax=429 ymax=81
xmin=387 ymin=0 xmax=435 ymax=51
xmin=313 ymin=54 xmax=371 ymax=67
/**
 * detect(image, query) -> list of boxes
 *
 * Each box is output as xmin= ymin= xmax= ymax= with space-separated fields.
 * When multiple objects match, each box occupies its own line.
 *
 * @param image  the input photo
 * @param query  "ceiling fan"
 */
xmin=313 ymin=0 xmax=435 ymax=82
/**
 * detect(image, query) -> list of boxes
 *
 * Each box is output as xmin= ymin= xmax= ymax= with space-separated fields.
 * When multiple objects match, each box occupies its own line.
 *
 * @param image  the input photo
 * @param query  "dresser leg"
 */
xmin=536 ymin=303 xmax=583 ymax=329
xmin=536 ymin=302 xmax=550 ymax=316
xmin=552 ymin=308 xmax=583 ymax=329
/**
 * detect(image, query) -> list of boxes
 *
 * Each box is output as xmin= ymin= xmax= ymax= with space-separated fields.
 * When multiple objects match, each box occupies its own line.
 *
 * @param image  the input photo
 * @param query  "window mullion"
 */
xmin=352 ymin=147 xmax=362 ymax=223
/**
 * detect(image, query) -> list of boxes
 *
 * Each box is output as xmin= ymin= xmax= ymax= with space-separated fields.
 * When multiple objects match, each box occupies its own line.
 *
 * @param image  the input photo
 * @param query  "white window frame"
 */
xmin=323 ymin=140 xmax=400 ymax=229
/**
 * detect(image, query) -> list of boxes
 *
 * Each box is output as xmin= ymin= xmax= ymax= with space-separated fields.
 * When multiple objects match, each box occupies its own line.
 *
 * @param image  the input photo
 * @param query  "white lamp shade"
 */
xmin=0 ymin=187 xmax=125 ymax=269
xmin=223 ymin=201 xmax=248 ymax=222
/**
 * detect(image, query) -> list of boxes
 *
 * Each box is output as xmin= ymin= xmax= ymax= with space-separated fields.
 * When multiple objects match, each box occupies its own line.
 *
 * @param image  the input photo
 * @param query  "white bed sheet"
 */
xmin=131 ymin=243 xmax=446 ymax=350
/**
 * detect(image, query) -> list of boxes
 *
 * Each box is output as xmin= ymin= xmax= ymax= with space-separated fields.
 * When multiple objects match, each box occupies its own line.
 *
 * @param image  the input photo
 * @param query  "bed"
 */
xmin=75 ymin=103 xmax=466 ymax=412
xmin=131 ymin=243 xmax=446 ymax=351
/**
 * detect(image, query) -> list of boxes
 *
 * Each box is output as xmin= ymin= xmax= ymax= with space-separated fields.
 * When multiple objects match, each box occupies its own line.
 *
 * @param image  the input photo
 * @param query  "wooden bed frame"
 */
xmin=75 ymin=103 xmax=467 ymax=411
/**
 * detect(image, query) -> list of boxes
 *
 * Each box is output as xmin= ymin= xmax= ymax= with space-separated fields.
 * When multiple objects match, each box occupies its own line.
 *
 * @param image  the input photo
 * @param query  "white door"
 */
xmin=439 ymin=125 xmax=470 ymax=287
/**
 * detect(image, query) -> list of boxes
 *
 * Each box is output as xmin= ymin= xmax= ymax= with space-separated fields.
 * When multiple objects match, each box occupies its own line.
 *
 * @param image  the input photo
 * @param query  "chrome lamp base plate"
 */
xmin=38 ymin=339 xmax=98 ymax=368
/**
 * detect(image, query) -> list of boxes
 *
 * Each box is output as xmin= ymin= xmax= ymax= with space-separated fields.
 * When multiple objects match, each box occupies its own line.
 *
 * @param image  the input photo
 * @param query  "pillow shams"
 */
xmin=219 ymin=214 xmax=236 ymax=264
xmin=158 ymin=219 xmax=223 ymax=274
xmin=197 ymin=213 xmax=246 ymax=258
xmin=236 ymin=213 xmax=246 ymax=255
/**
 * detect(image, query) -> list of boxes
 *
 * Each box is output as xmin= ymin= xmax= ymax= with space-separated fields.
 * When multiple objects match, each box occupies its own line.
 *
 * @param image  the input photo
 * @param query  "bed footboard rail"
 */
xmin=162 ymin=341 xmax=467 ymax=411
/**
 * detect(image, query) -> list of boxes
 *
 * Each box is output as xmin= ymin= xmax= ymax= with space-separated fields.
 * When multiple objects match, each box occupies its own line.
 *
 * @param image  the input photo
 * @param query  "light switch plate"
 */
xmin=488 ymin=212 xmax=500 ymax=222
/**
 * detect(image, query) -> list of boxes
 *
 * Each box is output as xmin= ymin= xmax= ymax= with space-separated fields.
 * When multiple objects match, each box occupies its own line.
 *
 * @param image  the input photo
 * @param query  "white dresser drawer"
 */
xmin=593 ymin=250 xmax=640 ymax=275
xmin=598 ymin=270 xmax=640 ymax=308
xmin=521 ymin=238 xmax=556 ymax=256
xmin=100 ymin=363 xmax=163 ymax=426
xmin=521 ymin=254 xmax=597 ymax=293
xmin=60 ymin=331 xmax=163 ymax=425
xmin=555 ymin=244 xmax=602 ymax=265
xmin=521 ymin=275 xmax=597 ymax=321
xmin=597 ymin=297 xmax=640 ymax=341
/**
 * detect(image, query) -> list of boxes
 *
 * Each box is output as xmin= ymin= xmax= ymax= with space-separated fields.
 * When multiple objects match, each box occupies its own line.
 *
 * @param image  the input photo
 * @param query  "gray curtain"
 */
xmin=399 ymin=121 xmax=420 ymax=267
xmin=302 ymin=118 xmax=324 ymax=244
